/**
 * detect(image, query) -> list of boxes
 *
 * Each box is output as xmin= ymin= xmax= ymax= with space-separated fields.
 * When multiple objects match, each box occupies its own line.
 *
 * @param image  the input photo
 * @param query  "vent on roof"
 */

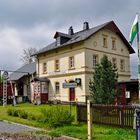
xmin=83 ymin=21 xmax=89 ymax=30
xmin=68 ymin=26 xmax=74 ymax=35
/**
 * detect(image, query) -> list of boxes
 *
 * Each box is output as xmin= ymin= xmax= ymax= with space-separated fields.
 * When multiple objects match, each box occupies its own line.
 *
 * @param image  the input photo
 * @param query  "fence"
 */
xmin=77 ymin=103 xmax=139 ymax=128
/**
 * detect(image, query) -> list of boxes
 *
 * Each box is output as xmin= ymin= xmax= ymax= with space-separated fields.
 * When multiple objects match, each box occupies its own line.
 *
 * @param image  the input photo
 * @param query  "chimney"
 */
xmin=68 ymin=26 xmax=74 ymax=35
xmin=83 ymin=21 xmax=89 ymax=30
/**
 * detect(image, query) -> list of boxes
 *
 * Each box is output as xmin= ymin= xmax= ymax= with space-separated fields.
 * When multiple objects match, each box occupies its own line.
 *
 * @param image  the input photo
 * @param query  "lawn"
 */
xmin=0 ymin=103 xmax=136 ymax=140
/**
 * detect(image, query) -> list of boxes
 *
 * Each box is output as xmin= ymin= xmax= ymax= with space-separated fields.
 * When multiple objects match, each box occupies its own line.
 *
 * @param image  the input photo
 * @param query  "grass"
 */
xmin=0 ymin=103 xmax=136 ymax=140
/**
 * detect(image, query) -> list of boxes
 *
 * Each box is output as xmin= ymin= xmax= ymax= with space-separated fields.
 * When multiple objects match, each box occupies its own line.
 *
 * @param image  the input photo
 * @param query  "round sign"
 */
xmin=2 ymin=71 xmax=8 ymax=78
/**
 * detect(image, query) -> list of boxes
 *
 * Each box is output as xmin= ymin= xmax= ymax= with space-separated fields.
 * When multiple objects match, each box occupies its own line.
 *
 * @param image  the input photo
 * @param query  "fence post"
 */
xmin=119 ymin=106 xmax=124 ymax=128
xmin=87 ymin=99 xmax=92 ymax=140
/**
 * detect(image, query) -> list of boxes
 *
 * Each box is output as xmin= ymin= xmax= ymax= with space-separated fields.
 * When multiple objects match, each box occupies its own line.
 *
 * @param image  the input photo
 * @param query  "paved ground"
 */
xmin=0 ymin=121 xmax=79 ymax=140
xmin=0 ymin=121 xmax=37 ymax=134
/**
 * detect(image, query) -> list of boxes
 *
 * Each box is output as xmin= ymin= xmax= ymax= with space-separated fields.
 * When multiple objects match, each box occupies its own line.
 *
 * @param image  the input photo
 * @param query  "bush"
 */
xmin=27 ymin=113 xmax=36 ymax=120
xmin=40 ymin=106 xmax=74 ymax=127
xmin=7 ymin=108 xmax=19 ymax=117
xmin=18 ymin=110 xmax=28 ymax=119
xmin=7 ymin=108 xmax=13 ymax=116
xmin=7 ymin=108 xmax=28 ymax=119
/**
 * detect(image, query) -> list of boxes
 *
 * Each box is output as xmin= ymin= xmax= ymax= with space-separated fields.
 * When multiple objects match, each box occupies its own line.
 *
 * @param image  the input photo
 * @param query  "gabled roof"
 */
xmin=54 ymin=32 xmax=71 ymax=39
xmin=10 ymin=62 xmax=36 ymax=81
xmin=34 ymin=21 xmax=135 ymax=55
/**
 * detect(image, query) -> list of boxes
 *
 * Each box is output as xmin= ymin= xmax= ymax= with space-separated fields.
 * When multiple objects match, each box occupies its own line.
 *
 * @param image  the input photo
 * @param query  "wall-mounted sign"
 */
xmin=63 ymin=82 xmax=77 ymax=88
xmin=125 ymin=91 xmax=130 ymax=98
xmin=75 ymin=78 xmax=81 ymax=86
xmin=48 ymin=70 xmax=68 ymax=76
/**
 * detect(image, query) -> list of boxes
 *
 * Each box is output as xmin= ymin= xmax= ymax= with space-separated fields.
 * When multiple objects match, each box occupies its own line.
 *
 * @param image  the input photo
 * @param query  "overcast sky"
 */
xmin=0 ymin=0 xmax=140 ymax=78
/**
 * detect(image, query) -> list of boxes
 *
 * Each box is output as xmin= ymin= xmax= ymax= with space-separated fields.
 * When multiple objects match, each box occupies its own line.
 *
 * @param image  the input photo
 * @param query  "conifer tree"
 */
xmin=89 ymin=55 xmax=118 ymax=104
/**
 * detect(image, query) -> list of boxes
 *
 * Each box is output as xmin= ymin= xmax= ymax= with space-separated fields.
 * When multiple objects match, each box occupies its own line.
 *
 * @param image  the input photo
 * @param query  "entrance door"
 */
xmin=69 ymin=81 xmax=75 ymax=101
xmin=70 ymin=88 xmax=75 ymax=101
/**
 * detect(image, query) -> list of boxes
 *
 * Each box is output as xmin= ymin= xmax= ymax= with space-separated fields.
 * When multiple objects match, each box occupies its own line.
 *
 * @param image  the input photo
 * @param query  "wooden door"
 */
xmin=70 ymin=87 xmax=75 ymax=101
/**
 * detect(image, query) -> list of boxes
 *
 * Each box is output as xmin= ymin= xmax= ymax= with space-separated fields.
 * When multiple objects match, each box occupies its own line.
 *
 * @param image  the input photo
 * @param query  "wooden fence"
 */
xmin=77 ymin=103 xmax=139 ymax=128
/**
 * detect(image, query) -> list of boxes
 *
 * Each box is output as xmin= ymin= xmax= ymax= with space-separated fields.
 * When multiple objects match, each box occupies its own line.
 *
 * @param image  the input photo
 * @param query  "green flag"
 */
xmin=129 ymin=14 xmax=139 ymax=45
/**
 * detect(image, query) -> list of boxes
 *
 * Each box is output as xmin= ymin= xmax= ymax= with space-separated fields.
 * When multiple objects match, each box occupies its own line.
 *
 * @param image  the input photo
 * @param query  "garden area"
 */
xmin=0 ymin=103 xmax=136 ymax=140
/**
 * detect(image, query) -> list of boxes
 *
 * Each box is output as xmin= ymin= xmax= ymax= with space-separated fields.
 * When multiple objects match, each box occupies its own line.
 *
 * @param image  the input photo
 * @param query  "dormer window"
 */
xmin=54 ymin=32 xmax=72 ymax=46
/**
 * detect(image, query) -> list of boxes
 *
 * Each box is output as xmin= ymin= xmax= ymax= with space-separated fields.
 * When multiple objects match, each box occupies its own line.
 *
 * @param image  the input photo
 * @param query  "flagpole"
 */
xmin=137 ymin=13 xmax=140 ymax=104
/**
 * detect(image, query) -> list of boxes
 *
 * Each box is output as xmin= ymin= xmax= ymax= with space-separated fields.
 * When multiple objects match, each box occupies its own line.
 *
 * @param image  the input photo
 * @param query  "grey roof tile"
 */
xmin=34 ymin=21 xmax=134 ymax=55
xmin=10 ymin=62 xmax=36 ymax=81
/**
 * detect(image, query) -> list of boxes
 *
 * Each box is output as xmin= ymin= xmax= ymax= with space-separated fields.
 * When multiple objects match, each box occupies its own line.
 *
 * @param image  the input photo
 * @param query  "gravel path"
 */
xmin=0 ymin=121 xmax=38 ymax=134
xmin=0 ymin=121 xmax=79 ymax=140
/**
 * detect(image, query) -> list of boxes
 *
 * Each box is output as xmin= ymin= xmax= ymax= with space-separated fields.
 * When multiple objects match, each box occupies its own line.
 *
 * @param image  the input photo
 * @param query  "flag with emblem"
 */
xmin=129 ymin=14 xmax=139 ymax=45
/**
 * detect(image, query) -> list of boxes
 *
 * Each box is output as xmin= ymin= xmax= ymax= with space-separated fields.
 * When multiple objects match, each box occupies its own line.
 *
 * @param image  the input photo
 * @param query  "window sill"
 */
xmin=68 ymin=67 xmax=75 ymax=70
xmin=55 ymin=70 xmax=60 ymax=72
xmin=103 ymin=45 xmax=108 ymax=48
xmin=112 ymin=48 xmax=116 ymax=50
xmin=120 ymin=70 xmax=125 ymax=72
xmin=43 ymin=72 xmax=47 ymax=74
xmin=81 ymin=66 xmax=88 ymax=68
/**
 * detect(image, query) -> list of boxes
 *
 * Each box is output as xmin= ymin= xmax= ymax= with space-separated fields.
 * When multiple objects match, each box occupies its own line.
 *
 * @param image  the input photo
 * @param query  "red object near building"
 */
xmin=0 ymin=83 xmax=15 ymax=97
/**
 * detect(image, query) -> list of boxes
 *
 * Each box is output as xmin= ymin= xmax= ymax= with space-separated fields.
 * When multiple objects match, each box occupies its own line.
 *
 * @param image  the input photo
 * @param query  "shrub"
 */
xmin=27 ymin=113 xmax=35 ymax=120
xmin=7 ymin=108 xmax=13 ymax=116
xmin=40 ymin=106 xmax=74 ymax=127
xmin=7 ymin=108 xmax=19 ymax=117
xmin=7 ymin=108 xmax=28 ymax=119
xmin=18 ymin=110 xmax=28 ymax=119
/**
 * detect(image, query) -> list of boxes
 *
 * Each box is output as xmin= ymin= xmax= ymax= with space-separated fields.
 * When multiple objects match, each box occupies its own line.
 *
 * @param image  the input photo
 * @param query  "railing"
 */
xmin=77 ymin=103 xmax=139 ymax=128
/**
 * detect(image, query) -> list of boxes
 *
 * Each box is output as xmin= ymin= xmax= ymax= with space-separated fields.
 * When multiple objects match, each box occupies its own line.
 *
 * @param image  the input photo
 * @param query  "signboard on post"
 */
xmin=63 ymin=82 xmax=77 ymax=88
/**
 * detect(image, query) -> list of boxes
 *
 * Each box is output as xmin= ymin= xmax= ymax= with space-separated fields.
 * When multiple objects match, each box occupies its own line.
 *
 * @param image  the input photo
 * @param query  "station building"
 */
xmin=33 ymin=21 xmax=134 ymax=103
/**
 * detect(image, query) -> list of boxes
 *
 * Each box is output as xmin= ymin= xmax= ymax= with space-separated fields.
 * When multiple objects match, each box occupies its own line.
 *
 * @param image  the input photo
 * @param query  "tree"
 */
xmin=20 ymin=47 xmax=37 ymax=65
xmin=89 ymin=55 xmax=118 ymax=104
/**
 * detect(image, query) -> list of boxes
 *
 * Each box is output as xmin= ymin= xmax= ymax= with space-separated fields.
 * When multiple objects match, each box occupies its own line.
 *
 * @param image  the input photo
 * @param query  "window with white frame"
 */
xmin=55 ymin=82 xmax=59 ymax=94
xmin=93 ymin=55 xmax=98 ymax=67
xmin=43 ymin=62 xmax=47 ymax=73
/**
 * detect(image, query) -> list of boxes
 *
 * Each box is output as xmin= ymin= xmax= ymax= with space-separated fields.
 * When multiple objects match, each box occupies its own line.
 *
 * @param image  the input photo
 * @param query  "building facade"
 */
xmin=10 ymin=62 xmax=36 ymax=103
xmin=34 ymin=21 xmax=134 ymax=103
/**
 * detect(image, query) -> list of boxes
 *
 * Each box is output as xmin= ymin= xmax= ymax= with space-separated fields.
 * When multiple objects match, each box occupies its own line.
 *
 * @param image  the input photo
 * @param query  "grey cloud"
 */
xmin=0 ymin=0 xmax=140 ymax=77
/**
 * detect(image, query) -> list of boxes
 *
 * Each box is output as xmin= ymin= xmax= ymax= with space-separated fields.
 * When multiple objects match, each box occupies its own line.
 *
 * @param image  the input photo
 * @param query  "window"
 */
xmin=55 ymin=59 xmax=60 ymax=71
xmin=43 ymin=62 xmax=47 ymax=73
xmin=93 ymin=55 xmax=98 ymax=67
xmin=103 ymin=37 xmax=107 ymax=48
xmin=120 ymin=59 xmax=125 ymax=71
xmin=41 ymin=82 xmax=48 ymax=93
xmin=112 ymin=58 xmax=117 ymax=68
xmin=55 ymin=82 xmax=59 ymax=94
xmin=69 ymin=56 xmax=74 ymax=69
xmin=112 ymin=39 xmax=116 ymax=50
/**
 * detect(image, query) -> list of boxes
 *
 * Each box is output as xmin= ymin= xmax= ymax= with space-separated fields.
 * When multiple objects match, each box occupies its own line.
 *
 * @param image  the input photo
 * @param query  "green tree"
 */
xmin=89 ymin=55 xmax=118 ymax=104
